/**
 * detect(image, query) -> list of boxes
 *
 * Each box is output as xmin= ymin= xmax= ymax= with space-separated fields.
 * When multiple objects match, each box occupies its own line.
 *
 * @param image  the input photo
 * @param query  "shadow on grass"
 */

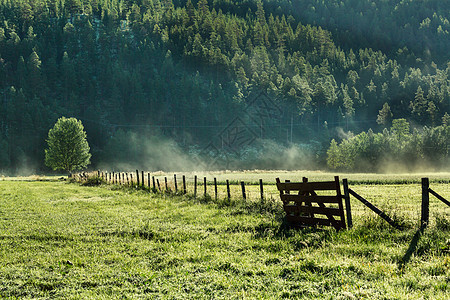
xmin=398 ymin=223 xmax=427 ymax=270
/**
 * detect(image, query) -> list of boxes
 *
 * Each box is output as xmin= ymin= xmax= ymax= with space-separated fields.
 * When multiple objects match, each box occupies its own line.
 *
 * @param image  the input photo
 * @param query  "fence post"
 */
xmin=156 ymin=179 xmax=161 ymax=191
xmin=183 ymin=175 xmax=186 ymax=194
xmin=130 ymin=174 xmax=133 ymax=185
xmin=135 ymin=170 xmax=139 ymax=186
xmin=241 ymin=181 xmax=246 ymax=200
xmin=259 ymin=179 xmax=264 ymax=200
xmin=152 ymin=176 xmax=156 ymax=190
xmin=194 ymin=175 xmax=197 ymax=197
xmin=204 ymin=177 xmax=207 ymax=196
xmin=214 ymin=178 xmax=218 ymax=200
xmin=226 ymin=180 xmax=231 ymax=201
xmin=148 ymin=173 xmax=151 ymax=189
xmin=141 ymin=171 xmax=144 ymax=187
xmin=421 ymin=178 xmax=430 ymax=227
xmin=174 ymin=174 xmax=178 ymax=192
xmin=343 ymin=178 xmax=353 ymax=229
xmin=302 ymin=177 xmax=314 ymax=218
xmin=165 ymin=177 xmax=168 ymax=191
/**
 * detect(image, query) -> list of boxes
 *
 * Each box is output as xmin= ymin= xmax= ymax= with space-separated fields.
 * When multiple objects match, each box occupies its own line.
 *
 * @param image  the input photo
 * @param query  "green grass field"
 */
xmin=0 ymin=173 xmax=449 ymax=299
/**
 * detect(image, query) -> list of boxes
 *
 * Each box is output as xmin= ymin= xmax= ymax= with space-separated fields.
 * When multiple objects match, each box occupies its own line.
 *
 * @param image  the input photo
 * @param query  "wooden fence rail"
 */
xmin=429 ymin=189 xmax=450 ymax=207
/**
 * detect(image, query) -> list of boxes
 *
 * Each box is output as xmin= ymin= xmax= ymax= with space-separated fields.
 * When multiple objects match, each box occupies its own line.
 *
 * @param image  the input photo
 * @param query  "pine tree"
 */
xmin=65 ymin=0 xmax=82 ymax=16
xmin=427 ymin=101 xmax=438 ymax=126
xmin=197 ymin=0 xmax=210 ymax=23
xmin=27 ymin=51 xmax=43 ymax=95
xmin=410 ymin=86 xmax=428 ymax=122
xmin=376 ymin=103 xmax=393 ymax=126
xmin=442 ymin=113 xmax=450 ymax=126
xmin=256 ymin=1 xmax=266 ymax=26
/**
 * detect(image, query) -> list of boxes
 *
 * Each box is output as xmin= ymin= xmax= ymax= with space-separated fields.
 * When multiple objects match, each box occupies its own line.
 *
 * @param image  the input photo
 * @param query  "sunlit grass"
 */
xmin=0 ymin=178 xmax=449 ymax=298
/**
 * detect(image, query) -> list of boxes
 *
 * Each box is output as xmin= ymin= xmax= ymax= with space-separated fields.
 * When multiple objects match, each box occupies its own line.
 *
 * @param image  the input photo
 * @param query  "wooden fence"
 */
xmin=79 ymin=170 xmax=270 ymax=202
xmin=76 ymin=172 xmax=449 ymax=231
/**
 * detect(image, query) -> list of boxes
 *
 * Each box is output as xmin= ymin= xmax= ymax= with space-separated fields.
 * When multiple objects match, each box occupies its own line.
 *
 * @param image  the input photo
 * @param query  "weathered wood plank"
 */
xmin=283 ymin=205 xmax=342 ymax=216
xmin=280 ymin=194 xmax=341 ymax=204
xmin=277 ymin=181 xmax=337 ymax=192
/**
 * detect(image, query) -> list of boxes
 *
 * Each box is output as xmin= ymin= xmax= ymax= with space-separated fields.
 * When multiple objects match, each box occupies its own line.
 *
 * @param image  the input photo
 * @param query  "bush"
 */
xmin=81 ymin=176 xmax=105 ymax=186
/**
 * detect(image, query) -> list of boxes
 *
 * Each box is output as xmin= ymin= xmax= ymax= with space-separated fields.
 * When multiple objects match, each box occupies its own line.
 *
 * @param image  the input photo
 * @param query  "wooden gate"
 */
xmin=276 ymin=176 xmax=346 ymax=230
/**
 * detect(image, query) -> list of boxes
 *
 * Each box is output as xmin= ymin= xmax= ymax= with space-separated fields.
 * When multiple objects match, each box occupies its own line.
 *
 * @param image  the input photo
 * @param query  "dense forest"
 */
xmin=0 ymin=0 xmax=449 ymax=173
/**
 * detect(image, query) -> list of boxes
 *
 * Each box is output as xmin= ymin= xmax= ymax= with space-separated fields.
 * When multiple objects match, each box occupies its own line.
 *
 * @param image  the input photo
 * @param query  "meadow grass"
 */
xmin=0 ymin=176 xmax=449 ymax=299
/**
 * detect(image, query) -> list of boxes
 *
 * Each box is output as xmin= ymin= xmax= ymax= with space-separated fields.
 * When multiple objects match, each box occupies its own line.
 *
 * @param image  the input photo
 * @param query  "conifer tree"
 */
xmin=377 ymin=102 xmax=393 ymax=126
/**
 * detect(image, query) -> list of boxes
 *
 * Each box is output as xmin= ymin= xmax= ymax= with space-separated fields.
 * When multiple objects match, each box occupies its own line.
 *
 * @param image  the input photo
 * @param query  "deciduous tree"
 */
xmin=45 ymin=117 xmax=91 ymax=174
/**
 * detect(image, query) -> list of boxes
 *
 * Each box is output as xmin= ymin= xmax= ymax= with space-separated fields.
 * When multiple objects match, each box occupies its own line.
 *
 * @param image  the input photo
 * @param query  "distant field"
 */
xmin=0 ymin=175 xmax=449 ymax=298
xmin=149 ymin=170 xmax=450 ymax=184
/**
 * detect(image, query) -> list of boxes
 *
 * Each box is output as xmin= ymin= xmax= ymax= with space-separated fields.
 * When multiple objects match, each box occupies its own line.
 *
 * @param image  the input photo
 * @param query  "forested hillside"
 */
xmin=0 ymin=0 xmax=449 ymax=173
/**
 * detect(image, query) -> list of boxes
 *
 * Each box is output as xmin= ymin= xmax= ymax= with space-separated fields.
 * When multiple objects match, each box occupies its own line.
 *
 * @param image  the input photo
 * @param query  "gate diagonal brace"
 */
xmin=348 ymin=188 xmax=402 ymax=230
xmin=429 ymin=188 xmax=450 ymax=207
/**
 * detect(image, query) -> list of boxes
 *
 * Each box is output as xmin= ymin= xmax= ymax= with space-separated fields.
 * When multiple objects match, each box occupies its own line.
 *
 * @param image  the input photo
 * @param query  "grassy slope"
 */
xmin=0 ymin=179 xmax=449 ymax=299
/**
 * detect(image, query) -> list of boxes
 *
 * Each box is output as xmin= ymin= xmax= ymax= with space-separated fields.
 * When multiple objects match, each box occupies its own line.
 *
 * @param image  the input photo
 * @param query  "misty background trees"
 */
xmin=327 ymin=118 xmax=450 ymax=172
xmin=0 ymin=0 xmax=449 ymax=173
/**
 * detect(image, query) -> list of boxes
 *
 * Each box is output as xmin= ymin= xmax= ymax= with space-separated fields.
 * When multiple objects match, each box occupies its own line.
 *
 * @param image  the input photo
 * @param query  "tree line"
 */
xmin=0 ymin=0 xmax=448 ymax=172
xmin=327 ymin=117 xmax=450 ymax=172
